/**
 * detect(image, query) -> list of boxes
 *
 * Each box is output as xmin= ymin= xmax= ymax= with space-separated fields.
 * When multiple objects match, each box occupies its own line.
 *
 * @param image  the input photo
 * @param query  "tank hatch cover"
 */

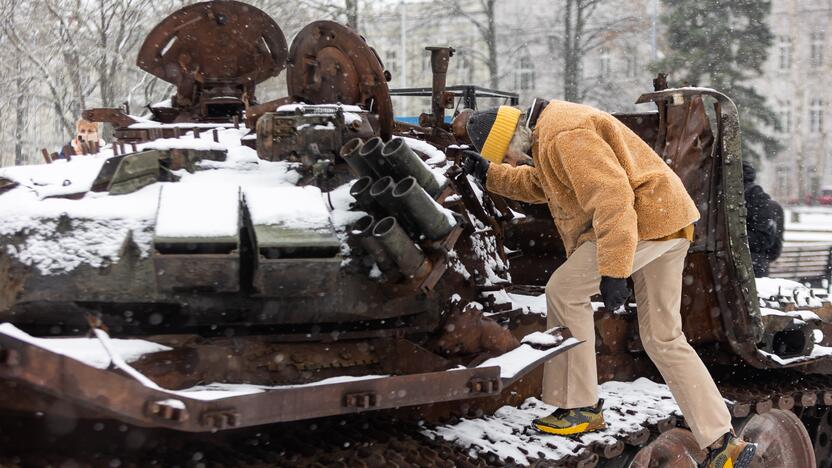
xmin=286 ymin=21 xmax=393 ymax=140
xmin=136 ymin=1 xmax=288 ymax=87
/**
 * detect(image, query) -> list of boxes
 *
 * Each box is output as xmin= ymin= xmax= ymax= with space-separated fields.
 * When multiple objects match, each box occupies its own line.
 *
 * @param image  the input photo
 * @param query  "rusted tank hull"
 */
xmin=0 ymin=324 xmax=579 ymax=430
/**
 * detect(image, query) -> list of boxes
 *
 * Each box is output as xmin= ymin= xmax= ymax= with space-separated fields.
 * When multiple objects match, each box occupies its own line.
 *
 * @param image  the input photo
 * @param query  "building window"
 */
xmin=516 ymin=55 xmax=535 ymax=91
xmin=811 ymin=32 xmax=825 ymax=68
xmin=386 ymin=50 xmax=398 ymax=74
xmin=776 ymin=107 xmax=792 ymax=133
xmin=599 ymin=49 xmax=611 ymax=78
xmin=625 ymin=54 xmax=638 ymax=78
xmin=810 ymin=99 xmax=824 ymax=133
xmin=547 ymin=35 xmax=558 ymax=54
xmin=776 ymin=166 xmax=791 ymax=198
xmin=778 ymin=36 xmax=792 ymax=70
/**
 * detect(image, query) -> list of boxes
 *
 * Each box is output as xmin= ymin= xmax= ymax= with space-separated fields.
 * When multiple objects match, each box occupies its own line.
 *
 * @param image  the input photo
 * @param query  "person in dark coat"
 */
xmin=743 ymin=161 xmax=784 ymax=277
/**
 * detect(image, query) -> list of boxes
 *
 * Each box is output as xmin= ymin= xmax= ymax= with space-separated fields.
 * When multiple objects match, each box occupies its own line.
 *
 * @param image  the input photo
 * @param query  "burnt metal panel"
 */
xmin=637 ymin=87 xmax=768 ymax=366
xmin=136 ymin=1 xmax=287 ymax=89
xmin=0 ymin=332 xmax=512 ymax=431
xmin=255 ymin=226 xmax=341 ymax=259
xmin=287 ymin=21 xmax=393 ymax=140
xmin=153 ymin=185 xmax=242 ymax=293
xmin=153 ymin=254 xmax=240 ymax=294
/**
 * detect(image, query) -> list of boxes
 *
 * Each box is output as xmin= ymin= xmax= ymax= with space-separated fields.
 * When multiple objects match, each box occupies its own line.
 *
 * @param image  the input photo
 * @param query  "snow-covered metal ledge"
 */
xmin=0 ymin=324 xmax=581 ymax=431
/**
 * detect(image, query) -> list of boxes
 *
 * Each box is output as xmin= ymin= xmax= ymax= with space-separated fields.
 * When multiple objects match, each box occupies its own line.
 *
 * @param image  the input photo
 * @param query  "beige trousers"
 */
xmin=542 ymin=238 xmax=732 ymax=449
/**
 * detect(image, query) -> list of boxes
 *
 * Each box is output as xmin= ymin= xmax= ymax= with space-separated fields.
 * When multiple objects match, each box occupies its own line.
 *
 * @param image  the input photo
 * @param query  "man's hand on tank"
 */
xmin=600 ymin=276 xmax=630 ymax=311
xmin=462 ymin=150 xmax=489 ymax=185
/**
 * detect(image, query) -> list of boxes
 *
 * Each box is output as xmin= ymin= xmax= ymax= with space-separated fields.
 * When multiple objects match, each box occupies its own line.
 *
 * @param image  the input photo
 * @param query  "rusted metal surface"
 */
xmin=630 ymin=429 xmax=702 ymax=468
xmin=6 ymin=2 xmax=832 ymax=463
xmin=0 ymin=178 xmax=17 ymax=195
xmin=286 ymin=21 xmax=393 ymax=140
xmin=81 ymin=108 xmax=138 ymax=128
xmin=86 ymin=1 xmax=290 ymax=139
xmin=255 ymin=104 xmax=374 ymax=164
xmin=803 ymin=407 xmax=832 ymax=466
xmin=136 ymin=0 xmax=287 ymax=122
xmin=0 ymin=325 xmax=579 ymax=430
xmin=0 ymin=408 xmax=509 ymax=468
xmin=638 ymin=87 xmax=765 ymax=357
xmin=423 ymin=46 xmax=455 ymax=131
xmin=737 ymin=410 xmax=816 ymax=467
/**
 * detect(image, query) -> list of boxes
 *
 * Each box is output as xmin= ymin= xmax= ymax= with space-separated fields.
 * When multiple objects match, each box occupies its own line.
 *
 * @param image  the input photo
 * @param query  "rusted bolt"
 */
xmin=798 ymin=392 xmax=817 ymax=407
xmin=200 ymin=409 xmax=241 ymax=430
xmin=729 ymin=402 xmax=750 ymax=419
xmin=601 ymin=439 xmax=624 ymax=459
xmin=774 ymin=395 xmax=794 ymax=411
xmin=755 ymin=399 xmax=773 ymax=414
xmin=626 ymin=427 xmax=650 ymax=447
xmin=146 ymin=399 xmax=189 ymax=423
xmin=468 ymin=378 xmax=500 ymax=395
xmin=344 ymin=392 xmax=377 ymax=409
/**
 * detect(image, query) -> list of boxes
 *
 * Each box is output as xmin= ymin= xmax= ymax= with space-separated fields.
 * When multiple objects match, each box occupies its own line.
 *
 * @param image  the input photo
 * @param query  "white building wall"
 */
xmin=756 ymin=0 xmax=832 ymax=203
xmin=361 ymin=0 xmax=828 ymax=204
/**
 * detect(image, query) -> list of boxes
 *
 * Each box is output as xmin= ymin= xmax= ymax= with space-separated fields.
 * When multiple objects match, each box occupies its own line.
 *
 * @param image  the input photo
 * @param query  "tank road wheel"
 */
xmin=735 ymin=409 xmax=815 ymax=468
xmin=802 ymin=406 xmax=832 ymax=467
xmin=629 ymin=429 xmax=702 ymax=468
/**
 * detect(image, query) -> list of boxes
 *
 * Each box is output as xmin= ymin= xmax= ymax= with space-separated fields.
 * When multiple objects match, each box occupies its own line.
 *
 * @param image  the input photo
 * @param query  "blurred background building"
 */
xmin=754 ymin=0 xmax=831 ymax=204
xmin=0 ymin=0 xmax=827 ymax=207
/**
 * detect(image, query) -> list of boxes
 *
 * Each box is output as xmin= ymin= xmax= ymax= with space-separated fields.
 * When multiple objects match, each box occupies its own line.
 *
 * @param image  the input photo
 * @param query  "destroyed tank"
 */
xmin=0 ymin=0 xmax=577 ymax=435
xmin=1 ymin=2 xmax=832 ymax=467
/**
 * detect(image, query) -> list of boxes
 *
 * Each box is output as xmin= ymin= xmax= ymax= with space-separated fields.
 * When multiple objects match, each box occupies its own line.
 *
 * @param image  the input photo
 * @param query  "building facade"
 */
xmin=755 ymin=0 xmax=832 ymax=203
xmin=361 ymin=0 xmax=657 ymax=117
xmin=362 ymin=0 xmax=830 ymax=203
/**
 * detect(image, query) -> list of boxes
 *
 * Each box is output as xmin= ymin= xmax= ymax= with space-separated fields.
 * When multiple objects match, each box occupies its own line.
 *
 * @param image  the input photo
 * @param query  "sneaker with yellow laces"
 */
xmin=531 ymin=400 xmax=606 ymax=436
xmin=700 ymin=433 xmax=757 ymax=468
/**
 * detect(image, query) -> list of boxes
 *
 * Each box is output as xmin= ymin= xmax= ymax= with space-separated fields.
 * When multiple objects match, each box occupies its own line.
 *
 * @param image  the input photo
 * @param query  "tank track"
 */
xmin=2 ymin=375 xmax=832 ymax=467
xmin=3 ymin=285 xmax=832 ymax=468
xmin=421 ymin=374 xmax=832 ymax=467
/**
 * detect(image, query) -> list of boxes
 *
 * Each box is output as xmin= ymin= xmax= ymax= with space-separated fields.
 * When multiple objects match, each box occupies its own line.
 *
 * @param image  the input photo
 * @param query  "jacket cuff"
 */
xmin=484 ymin=163 xmax=504 ymax=192
xmin=597 ymin=251 xmax=634 ymax=279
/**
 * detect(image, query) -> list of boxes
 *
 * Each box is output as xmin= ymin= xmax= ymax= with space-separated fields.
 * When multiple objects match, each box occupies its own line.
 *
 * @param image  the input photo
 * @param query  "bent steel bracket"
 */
xmin=0 ymin=327 xmax=580 ymax=431
xmin=636 ymin=87 xmax=820 ymax=370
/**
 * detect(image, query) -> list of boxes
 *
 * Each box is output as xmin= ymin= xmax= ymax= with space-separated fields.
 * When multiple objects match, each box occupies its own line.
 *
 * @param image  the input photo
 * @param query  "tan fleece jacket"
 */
xmin=486 ymin=100 xmax=700 ymax=278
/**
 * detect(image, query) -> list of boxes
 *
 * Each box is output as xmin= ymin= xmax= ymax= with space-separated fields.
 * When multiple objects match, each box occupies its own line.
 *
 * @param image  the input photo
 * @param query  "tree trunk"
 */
xmin=562 ymin=0 xmax=586 ymax=102
xmin=563 ymin=0 xmax=577 ymax=101
xmin=345 ymin=0 xmax=359 ymax=32
xmin=98 ymin=0 xmax=114 ymax=107
xmin=485 ymin=0 xmax=499 ymax=88
xmin=14 ymin=59 xmax=28 ymax=166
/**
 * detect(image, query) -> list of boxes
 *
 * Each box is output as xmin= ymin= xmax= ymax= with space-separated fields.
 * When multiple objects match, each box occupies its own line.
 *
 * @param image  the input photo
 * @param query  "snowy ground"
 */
xmin=424 ymin=378 xmax=682 ymax=465
xmin=784 ymin=206 xmax=832 ymax=244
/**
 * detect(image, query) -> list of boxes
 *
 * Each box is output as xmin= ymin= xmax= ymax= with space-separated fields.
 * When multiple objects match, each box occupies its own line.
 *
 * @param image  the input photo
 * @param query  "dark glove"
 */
xmin=462 ymin=150 xmax=490 ymax=185
xmin=600 ymin=276 xmax=630 ymax=311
